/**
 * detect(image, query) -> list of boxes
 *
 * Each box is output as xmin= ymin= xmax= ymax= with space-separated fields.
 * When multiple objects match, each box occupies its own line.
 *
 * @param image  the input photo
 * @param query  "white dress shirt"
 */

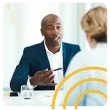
xmin=27 ymin=41 xmax=63 ymax=89
xmin=63 ymin=43 xmax=107 ymax=106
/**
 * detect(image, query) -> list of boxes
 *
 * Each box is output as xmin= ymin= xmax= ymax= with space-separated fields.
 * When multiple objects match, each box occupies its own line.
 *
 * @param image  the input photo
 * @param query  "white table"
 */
xmin=3 ymin=90 xmax=63 ymax=106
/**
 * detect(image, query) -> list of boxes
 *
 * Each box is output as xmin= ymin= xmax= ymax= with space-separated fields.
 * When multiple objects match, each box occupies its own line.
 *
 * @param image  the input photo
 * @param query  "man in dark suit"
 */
xmin=10 ymin=14 xmax=80 ymax=92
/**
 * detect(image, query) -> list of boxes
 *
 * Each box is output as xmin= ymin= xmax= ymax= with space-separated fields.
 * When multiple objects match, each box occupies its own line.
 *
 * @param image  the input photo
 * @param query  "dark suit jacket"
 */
xmin=10 ymin=41 xmax=80 ymax=92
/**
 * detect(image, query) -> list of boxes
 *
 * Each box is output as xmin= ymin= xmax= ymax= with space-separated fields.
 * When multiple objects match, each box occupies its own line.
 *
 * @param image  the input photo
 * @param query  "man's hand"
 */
xmin=30 ymin=69 xmax=56 ymax=86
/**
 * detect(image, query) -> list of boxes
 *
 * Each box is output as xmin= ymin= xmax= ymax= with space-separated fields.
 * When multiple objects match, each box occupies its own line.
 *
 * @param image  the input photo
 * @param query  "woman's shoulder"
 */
xmin=72 ymin=50 xmax=90 ymax=60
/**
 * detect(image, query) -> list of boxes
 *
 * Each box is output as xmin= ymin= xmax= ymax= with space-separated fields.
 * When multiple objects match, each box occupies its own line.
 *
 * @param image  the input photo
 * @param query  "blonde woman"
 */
xmin=63 ymin=6 xmax=107 ymax=106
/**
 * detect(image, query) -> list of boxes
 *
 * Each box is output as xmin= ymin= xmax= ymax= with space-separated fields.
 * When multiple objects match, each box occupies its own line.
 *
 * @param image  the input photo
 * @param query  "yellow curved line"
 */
xmin=75 ymin=89 xmax=107 ymax=110
xmin=63 ymin=78 xmax=107 ymax=109
xmin=52 ymin=66 xmax=107 ymax=109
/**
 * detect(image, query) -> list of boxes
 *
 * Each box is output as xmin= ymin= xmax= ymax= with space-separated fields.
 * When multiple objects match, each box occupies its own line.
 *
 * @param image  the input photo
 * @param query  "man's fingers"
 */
xmin=49 ymin=75 xmax=55 ymax=83
xmin=41 ymin=70 xmax=53 ymax=79
xmin=36 ymin=68 xmax=48 ymax=76
xmin=46 ymin=75 xmax=57 ymax=86
xmin=36 ymin=71 xmax=44 ymax=75
xmin=34 ymin=69 xmax=54 ymax=85
xmin=36 ymin=69 xmax=52 ymax=77
xmin=43 ymin=68 xmax=48 ymax=72
xmin=43 ymin=74 xmax=55 ymax=83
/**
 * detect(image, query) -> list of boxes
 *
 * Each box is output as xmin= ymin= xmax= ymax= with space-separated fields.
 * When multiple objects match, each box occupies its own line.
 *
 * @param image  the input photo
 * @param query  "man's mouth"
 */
xmin=53 ymin=37 xmax=61 ymax=42
xmin=53 ymin=35 xmax=61 ymax=40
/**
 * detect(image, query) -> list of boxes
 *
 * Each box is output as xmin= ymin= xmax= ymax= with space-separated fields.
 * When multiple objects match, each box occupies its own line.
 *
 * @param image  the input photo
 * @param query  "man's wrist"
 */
xmin=27 ymin=77 xmax=37 ymax=89
xmin=30 ymin=77 xmax=37 ymax=86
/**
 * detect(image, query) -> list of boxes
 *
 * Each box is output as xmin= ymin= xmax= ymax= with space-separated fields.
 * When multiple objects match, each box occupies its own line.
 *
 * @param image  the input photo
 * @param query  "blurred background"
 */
xmin=3 ymin=2 xmax=106 ymax=90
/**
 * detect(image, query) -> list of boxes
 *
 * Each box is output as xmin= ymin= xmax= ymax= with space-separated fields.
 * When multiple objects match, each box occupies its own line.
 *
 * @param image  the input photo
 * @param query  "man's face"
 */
xmin=41 ymin=16 xmax=63 ymax=46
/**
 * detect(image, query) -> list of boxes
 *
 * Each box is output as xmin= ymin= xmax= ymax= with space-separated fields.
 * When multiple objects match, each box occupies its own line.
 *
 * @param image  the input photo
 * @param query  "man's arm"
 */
xmin=10 ymin=48 xmax=56 ymax=92
xmin=10 ymin=48 xmax=30 ymax=92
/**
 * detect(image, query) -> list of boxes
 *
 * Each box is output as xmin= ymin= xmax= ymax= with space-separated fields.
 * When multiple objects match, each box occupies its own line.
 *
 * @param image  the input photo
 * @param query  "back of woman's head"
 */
xmin=81 ymin=6 xmax=107 ymax=43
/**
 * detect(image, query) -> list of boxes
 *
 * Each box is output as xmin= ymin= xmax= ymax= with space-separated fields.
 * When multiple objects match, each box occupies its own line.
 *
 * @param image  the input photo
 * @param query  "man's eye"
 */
xmin=57 ymin=26 xmax=61 ymax=29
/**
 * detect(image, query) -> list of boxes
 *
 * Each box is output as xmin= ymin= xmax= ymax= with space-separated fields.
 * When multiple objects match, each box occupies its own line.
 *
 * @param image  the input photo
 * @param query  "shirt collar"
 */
xmin=95 ymin=42 xmax=107 ymax=50
xmin=89 ymin=42 xmax=107 ymax=52
xmin=44 ymin=40 xmax=63 ymax=54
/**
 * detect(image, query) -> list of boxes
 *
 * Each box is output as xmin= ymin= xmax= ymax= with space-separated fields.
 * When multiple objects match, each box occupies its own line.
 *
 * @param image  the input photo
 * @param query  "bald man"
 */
xmin=10 ymin=14 xmax=81 ymax=92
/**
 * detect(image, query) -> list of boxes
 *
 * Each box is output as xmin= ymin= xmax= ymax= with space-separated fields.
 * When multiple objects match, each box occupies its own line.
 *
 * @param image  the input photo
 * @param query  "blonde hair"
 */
xmin=81 ymin=6 xmax=107 ymax=42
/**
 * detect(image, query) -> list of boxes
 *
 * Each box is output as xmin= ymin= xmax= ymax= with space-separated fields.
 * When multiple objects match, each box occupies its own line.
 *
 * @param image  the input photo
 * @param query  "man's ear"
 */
xmin=40 ymin=28 xmax=43 ymax=36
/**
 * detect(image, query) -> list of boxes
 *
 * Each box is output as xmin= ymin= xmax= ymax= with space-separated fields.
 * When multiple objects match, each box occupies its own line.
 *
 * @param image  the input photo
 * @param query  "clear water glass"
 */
xmin=20 ymin=85 xmax=33 ymax=99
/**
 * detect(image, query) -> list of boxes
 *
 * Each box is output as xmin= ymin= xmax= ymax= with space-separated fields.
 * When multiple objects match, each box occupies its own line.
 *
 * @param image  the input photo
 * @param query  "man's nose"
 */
xmin=52 ymin=28 xmax=59 ymax=34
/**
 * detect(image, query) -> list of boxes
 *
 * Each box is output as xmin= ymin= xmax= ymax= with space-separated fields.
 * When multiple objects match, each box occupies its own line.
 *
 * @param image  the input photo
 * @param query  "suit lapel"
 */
xmin=37 ymin=41 xmax=51 ymax=70
xmin=62 ymin=42 xmax=68 ymax=76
